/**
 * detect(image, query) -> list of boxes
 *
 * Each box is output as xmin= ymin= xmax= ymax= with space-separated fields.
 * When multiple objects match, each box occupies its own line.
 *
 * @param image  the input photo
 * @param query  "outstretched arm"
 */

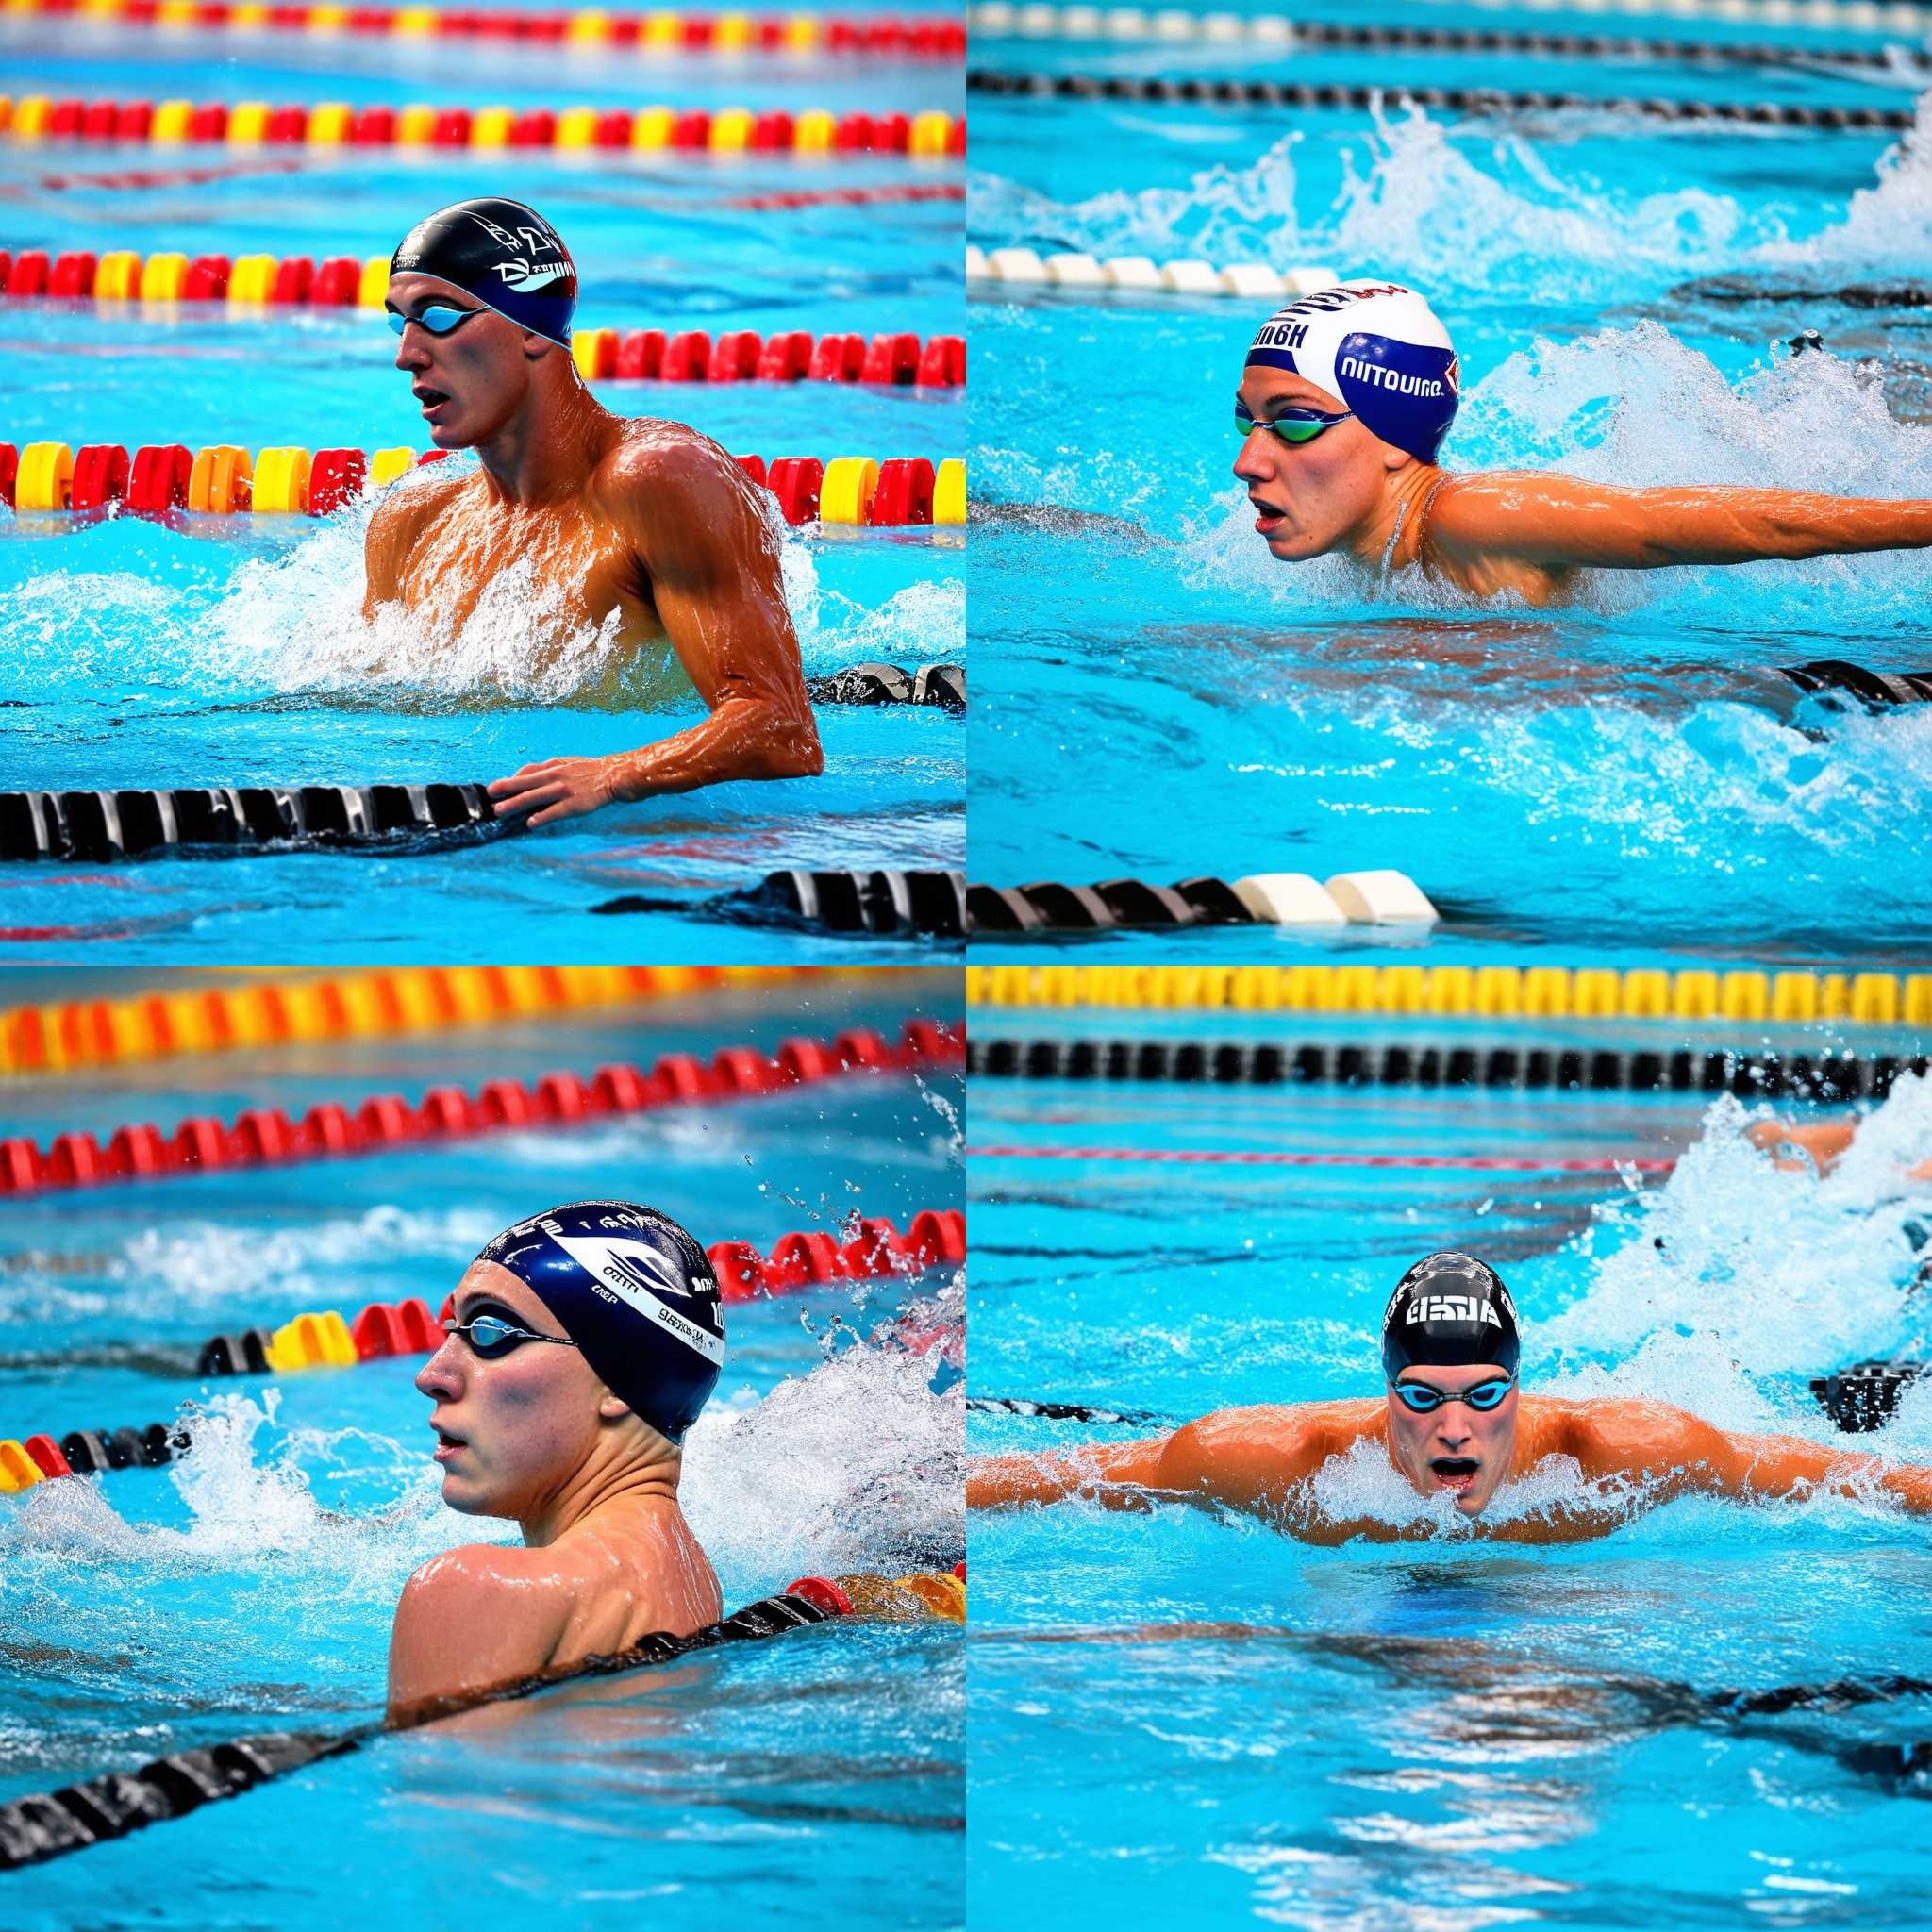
xmin=1432 ymin=473 xmax=1932 ymax=574
xmin=1578 ymin=1402 xmax=1932 ymax=1515
xmin=967 ymin=1435 xmax=1172 ymax=1511
xmin=490 ymin=440 xmax=823 ymax=828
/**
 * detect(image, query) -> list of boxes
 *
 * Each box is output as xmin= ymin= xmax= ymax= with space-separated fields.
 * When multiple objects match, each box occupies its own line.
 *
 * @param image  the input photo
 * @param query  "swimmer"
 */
xmin=1236 ymin=280 xmax=1932 ymax=608
xmin=966 ymin=1250 xmax=1932 ymax=1544
xmin=365 ymin=198 xmax=821 ymax=826
xmin=1747 ymin=1113 xmax=1932 ymax=1181
xmin=387 ymin=1200 xmax=725 ymax=1723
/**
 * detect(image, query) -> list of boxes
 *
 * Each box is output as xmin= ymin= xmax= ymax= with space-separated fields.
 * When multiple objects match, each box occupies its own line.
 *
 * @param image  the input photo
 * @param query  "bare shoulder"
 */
xmin=598 ymin=418 xmax=752 ymax=505
xmin=1167 ymin=1400 xmax=1375 ymax=1467
xmin=397 ymin=1541 xmax=562 ymax=1623
xmin=363 ymin=469 xmax=467 ymax=556
xmin=1533 ymin=1395 xmax=1723 ymax=1466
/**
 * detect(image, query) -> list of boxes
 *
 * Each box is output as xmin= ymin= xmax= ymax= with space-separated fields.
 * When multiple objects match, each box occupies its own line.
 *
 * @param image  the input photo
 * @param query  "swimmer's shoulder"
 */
xmin=1173 ymin=1399 xmax=1381 ymax=1458
xmin=388 ymin=1542 xmax=576 ymax=1714
xmin=363 ymin=467 xmax=470 ymax=555
xmin=1524 ymin=1394 xmax=1726 ymax=1469
xmin=596 ymin=417 xmax=769 ymax=532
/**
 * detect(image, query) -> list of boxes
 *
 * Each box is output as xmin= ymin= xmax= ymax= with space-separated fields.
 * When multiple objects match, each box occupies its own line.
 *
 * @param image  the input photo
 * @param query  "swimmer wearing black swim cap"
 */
xmin=1234 ymin=276 xmax=1932 ymax=608
xmin=386 ymin=1200 xmax=726 ymax=1723
xmin=367 ymin=198 xmax=820 ymax=829
xmin=968 ymin=1248 xmax=1932 ymax=1542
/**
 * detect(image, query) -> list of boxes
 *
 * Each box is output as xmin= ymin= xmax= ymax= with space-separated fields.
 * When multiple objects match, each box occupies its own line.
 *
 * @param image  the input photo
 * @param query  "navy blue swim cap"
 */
xmin=391 ymin=197 xmax=577 ymax=348
xmin=1381 ymin=1252 xmax=1520 ymax=1381
xmin=1245 ymin=279 xmax=1458 ymax=464
xmin=475 ymin=1201 xmax=724 ymax=1443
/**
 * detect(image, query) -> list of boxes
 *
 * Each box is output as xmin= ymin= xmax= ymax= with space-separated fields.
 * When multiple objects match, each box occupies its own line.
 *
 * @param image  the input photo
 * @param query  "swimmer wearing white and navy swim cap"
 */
xmin=1234 ymin=277 xmax=1462 ymax=570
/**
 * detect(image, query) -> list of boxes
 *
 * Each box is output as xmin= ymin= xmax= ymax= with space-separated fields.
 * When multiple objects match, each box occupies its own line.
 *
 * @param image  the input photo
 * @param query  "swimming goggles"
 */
xmin=1389 ymin=1374 xmax=1515 ymax=1414
xmin=443 ymin=1307 xmax=581 ymax=1361
xmin=387 ymin=302 xmax=485 ymax=338
xmin=1234 ymin=401 xmax=1354 ymax=445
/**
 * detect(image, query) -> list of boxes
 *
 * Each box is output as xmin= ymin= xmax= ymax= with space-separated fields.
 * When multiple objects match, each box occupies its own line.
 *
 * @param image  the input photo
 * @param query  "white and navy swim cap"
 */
xmin=1245 ymin=278 xmax=1458 ymax=464
xmin=391 ymin=196 xmax=577 ymax=348
xmin=1381 ymin=1252 xmax=1520 ymax=1380
xmin=476 ymin=1200 xmax=724 ymax=1443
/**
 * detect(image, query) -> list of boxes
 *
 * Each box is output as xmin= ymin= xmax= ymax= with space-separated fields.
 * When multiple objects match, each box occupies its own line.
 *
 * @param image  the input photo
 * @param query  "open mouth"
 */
xmin=413 ymin=385 xmax=452 ymax=423
xmin=1249 ymin=495 xmax=1287 ymax=535
xmin=1430 ymin=1457 xmax=1480 ymax=1492
xmin=431 ymin=1422 xmax=466 ymax=1461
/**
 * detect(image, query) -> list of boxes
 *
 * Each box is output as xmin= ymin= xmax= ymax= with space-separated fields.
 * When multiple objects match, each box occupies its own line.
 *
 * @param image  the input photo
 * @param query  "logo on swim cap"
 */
xmin=479 ymin=1200 xmax=723 ymax=1441
xmin=391 ymin=197 xmax=578 ymax=349
xmin=1244 ymin=278 xmax=1458 ymax=465
xmin=1381 ymin=1252 xmax=1520 ymax=1380
xmin=1407 ymin=1294 xmax=1506 ymax=1328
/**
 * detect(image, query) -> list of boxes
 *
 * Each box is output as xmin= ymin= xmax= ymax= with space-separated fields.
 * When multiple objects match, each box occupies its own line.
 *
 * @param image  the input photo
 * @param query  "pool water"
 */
xmin=0 ymin=6 xmax=965 ymax=961
xmin=0 ymin=974 xmax=965 ymax=1926
xmin=968 ymin=1016 xmax=1932 ymax=1924
xmin=968 ymin=25 xmax=1932 ymax=961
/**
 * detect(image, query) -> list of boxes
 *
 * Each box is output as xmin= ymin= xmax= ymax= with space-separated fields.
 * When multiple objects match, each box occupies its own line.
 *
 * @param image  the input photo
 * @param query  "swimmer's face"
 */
xmin=1232 ymin=368 xmax=1408 ymax=561
xmin=415 ymin=1258 xmax=610 ymax=1519
xmin=1384 ymin=1363 xmax=1519 ymax=1519
xmin=387 ymin=271 xmax=554 ymax=449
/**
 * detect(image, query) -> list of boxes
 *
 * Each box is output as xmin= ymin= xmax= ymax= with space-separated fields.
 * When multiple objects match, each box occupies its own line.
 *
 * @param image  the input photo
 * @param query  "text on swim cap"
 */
xmin=1341 ymin=355 xmax=1445 ymax=398
xmin=1250 ymin=319 xmax=1309 ymax=353
xmin=1406 ymin=1295 xmax=1504 ymax=1326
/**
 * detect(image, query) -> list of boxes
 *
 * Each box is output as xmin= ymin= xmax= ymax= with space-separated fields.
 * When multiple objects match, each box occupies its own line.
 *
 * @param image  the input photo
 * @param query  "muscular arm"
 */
xmin=1574 ymin=1402 xmax=1932 ymax=1515
xmin=1432 ymin=472 xmax=1932 ymax=574
xmin=490 ymin=438 xmax=822 ymax=827
xmin=386 ymin=1545 xmax=568 ymax=1725
xmin=968 ymin=1405 xmax=1357 ymax=1520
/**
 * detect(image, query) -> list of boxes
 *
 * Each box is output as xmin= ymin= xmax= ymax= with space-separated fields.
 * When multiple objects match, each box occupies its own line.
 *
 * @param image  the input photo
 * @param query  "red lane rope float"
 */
xmin=4 ymin=1 xmax=967 ymax=59
xmin=0 ymin=440 xmax=967 ymax=526
xmin=0 ymin=97 xmax=965 ymax=158
xmin=963 ymin=1145 xmax=1678 ymax=1173
xmin=0 ymin=1016 xmax=964 ymax=1198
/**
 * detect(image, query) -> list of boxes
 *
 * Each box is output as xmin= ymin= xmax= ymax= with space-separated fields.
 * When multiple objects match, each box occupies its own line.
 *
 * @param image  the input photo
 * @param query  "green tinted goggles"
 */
xmin=1234 ymin=401 xmax=1354 ymax=444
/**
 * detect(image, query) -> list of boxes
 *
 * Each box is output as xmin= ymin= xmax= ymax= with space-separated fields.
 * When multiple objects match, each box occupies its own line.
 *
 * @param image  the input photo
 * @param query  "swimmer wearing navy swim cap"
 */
xmin=968 ymin=1248 xmax=1932 ymax=1540
xmin=1236 ymin=277 xmax=1932 ymax=607
xmin=366 ymin=197 xmax=821 ymax=827
xmin=386 ymin=1200 xmax=727 ymax=1722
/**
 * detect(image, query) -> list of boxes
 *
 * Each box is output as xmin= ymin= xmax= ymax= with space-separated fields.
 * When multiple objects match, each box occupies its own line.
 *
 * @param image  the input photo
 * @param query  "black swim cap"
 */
xmin=1381 ymin=1252 xmax=1521 ymax=1381
xmin=475 ymin=1201 xmax=724 ymax=1443
xmin=391 ymin=197 xmax=577 ymax=348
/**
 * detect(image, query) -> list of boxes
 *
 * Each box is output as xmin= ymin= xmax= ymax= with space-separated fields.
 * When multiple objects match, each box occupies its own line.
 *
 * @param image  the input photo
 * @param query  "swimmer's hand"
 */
xmin=488 ymin=756 xmax=621 ymax=829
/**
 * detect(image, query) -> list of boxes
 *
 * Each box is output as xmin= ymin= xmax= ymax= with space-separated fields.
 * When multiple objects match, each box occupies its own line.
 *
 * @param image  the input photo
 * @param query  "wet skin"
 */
xmin=366 ymin=272 xmax=821 ymax=827
xmin=1233 ymin=366 xmax=1932 ymax=609
xmin=967 ymin=1368 xmax=1932 ymax=1544
xmin=385 ymin=1258 xmax=722 ymax=1724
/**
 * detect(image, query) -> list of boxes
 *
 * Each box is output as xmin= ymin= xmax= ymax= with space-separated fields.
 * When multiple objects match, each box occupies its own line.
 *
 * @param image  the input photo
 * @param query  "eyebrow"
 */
xmin=385 ymin=297 xmax=479 ymax=317
xmin=1238 ymin=391 xmax=1324 ymax=416
xmin=455 ymin=1290 xmax=522 ymax=1321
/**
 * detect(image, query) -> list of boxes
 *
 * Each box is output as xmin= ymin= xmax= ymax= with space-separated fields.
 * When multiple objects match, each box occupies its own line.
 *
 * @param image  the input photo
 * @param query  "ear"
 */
xmin=596 ymin=1392 xmax=631 ymax=1420
xmin=1381 ymin=442 xmax=1412 ymax=475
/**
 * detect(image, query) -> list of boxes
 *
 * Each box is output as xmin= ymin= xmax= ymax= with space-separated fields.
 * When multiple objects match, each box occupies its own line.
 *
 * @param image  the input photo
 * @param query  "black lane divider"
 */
xmin=0 ymin=1590 xmax=832 ymax=1872
xmin=969 ymin=1036 xmax=1929 ymax=1102
xmin=1811 ymin=1357 xmax=1928 ymax=1432
xmin=0 ymin=784 xmax=504 ymax=863
xmin=807 ymin=660 xmax=966 ymax=709
xmin=1781 ymin=660 xmax=1932 ymax=707
xmin=967 ymin=1394 xmax=1174 ymax=1425
xmin=594 ymin=867 xmax=967 ymax=938
xmin=968 ymin=875 xmax=1261 ymax=935
xmin=964 ymin=70 xmax=1917 ymax=130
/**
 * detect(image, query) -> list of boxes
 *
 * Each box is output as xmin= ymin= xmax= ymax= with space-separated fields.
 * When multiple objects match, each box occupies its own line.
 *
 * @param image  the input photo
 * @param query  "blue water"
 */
xmin=968 ymin=1017 xmax=1932 ymax=1924
xmin=968 ymin=54 xmax=1932 ymax=961
xmin=0 ymin=974 xmax=965 ymax=1927
xmin=0 ymin=7 xmax=965 ymax=962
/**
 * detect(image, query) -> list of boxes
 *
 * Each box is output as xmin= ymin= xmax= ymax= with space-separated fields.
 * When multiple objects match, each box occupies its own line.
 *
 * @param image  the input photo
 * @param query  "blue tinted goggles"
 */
xmin=1390 ymin=1374 xmax=1515 ymax=1415
xmin=388 ymin=302 xmax=485 ymax=338
xmin=1234 ymin=400 xmax=1354 ymax=444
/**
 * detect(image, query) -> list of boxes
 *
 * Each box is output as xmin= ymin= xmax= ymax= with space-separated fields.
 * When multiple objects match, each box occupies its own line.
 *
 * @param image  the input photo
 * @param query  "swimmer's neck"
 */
xmin=517 ymin=1436 xmax=685 ymax=1547
xmin=1343 ymin=460 xmax=1447 ymax=575
xmin=468 ymin=375 xmax=624 ymax=509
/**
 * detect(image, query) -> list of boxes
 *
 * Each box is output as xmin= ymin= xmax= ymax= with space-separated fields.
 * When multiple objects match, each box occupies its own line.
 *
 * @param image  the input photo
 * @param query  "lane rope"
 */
xmin=967 ymin=868 xmax=1437 ymax=936
xmin=964 ymin=69 xmax=1916 ymax=127
xmin=970 ymin=1035 xmax=1928 ymax=1102
xmin=965 ymin=962 xmax=1932 ymax=1025
xmin=1 ymin=441 xmax=969 ymax=526
xmin=5 ymin=0 xmax=967 ymax=58
xmin=0 ymin=1015 xmax=964 ymax=1196
xmin=806 ymin=660 xmax=964 ymax=708
xmin=0 ymin=963 xmax=865 ymax=1077
xmin=593 ymin=868 xmax=968 ymax=939
xmin=970 ymin=244 xmax=1338 ymax=300
xmin=0 ymin=1571 xmax=964 ymax=1872
xmin=966 ymin=6 xmax=1915 ymax=69
xmin=0 ymin=94 xmax=966 ymax=157
xmin=0 ymin=1206 xmax=967 ymax=1487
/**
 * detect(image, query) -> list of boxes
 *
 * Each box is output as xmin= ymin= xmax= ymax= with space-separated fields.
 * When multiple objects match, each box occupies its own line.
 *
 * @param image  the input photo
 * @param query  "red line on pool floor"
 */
xmin=964 ymin=1145 xmax=1677 ymax=1174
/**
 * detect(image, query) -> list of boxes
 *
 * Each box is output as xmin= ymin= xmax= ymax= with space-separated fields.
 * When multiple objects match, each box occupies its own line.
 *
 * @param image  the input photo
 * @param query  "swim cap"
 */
xmin=475 ymin=1201 xmax=724 ymax=1442
xmin=1245 ymin=279 xmax=1458 ymax=464
xmin=1381 ymin=1252 xmax=1520 ymax=1381
xmin=391 ymin=197 xmax=577 ymax=348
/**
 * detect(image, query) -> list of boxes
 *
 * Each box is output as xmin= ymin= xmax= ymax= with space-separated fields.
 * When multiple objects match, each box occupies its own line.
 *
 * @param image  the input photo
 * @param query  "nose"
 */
xmin=1435 ymin=1413 xmax=1473 ymax=1450
xmin=1232 ymin=426 xmax=1275 ymax=485
xmin=415 ymin=1334 xmax=464 ymax=1400
xmin=394 ymin=324 xmax=431 ymax=375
